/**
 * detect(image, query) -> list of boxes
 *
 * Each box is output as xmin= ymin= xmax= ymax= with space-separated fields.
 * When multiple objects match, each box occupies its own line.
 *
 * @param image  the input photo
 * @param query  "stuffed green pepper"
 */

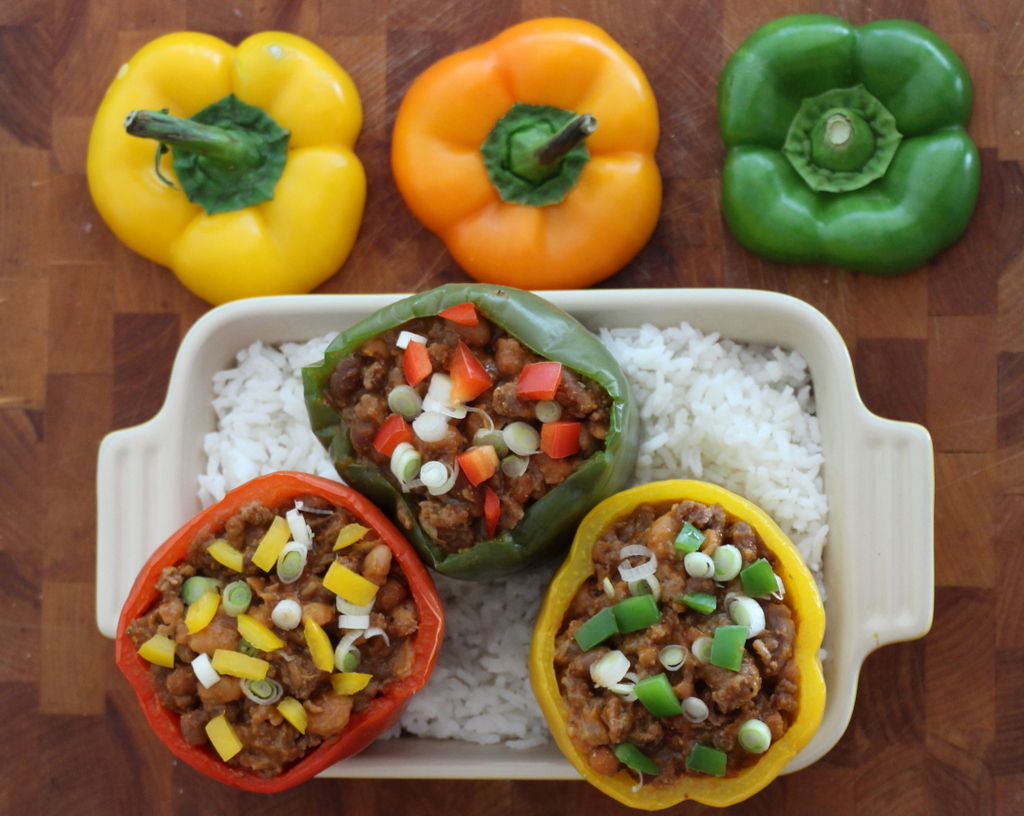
xmin=303 ymin=284 xmax=639 ymax=580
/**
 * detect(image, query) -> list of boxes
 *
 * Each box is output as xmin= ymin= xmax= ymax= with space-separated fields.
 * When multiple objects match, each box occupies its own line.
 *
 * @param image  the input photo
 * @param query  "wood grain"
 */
xmin=1 ymin=0 xmax=1022 ymax=813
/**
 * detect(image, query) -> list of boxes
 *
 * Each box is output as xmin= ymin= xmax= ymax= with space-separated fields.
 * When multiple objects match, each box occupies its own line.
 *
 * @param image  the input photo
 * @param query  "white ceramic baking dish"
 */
xmin=96 ymin=288 xmax=933 ymax=779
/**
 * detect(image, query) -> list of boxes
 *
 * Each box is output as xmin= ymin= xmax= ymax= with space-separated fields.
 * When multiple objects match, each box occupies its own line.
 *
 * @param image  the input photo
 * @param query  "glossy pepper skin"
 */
xmin=87 ymin=32 xmax=365 ymax=305
xmin=302 ymin=284 xmax=640 ymax=581
xmin=719 ymin=15 xmax=979 ymax=275
xmin=391 ymin=18 xmax=661 ymax=290
xmin=530 ymin=481 xmax=826 ymax=809
xmin=115 ymin=472 xmax=444 ymax=793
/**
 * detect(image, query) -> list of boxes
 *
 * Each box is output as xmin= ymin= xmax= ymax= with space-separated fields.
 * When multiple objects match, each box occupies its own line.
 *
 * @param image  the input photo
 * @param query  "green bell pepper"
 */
xmin=718 ymin=15 xmax=980 ymax=276
xmin=302 ymin=284 xmax=639 ymax=581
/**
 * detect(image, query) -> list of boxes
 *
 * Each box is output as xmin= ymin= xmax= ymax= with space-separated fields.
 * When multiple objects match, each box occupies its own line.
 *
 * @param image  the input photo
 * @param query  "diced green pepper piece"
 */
xmin=611 ymin=594 xmax=661 ymax=633
xmin=613 ymin=742 xmax=659 ymax=776
xmin=710 ymin=624 xmax=747 ymax=671
xmin=574 ymin=606 xmax=619 ymax=651
xmin=741 ymin=558 xmax=780 ymax=597
xmin=633 ymin=673 xmax=683 ymax=718
xmin=678 ymin=592 xmax=717 ymax=614
xmin=685 ymin=743 xmax=728 ymax=776
xmin=673 ymin=521 xmax=705 ymax=554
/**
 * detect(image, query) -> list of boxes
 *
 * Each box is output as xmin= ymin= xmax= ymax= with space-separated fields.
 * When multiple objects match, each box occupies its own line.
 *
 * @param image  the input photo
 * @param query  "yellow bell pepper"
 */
xmin=323 ymin=560 xmax=379 ymax=607
xmin=206 ymin=538 xmax=243 ymax=573
xmin=530 ymin=480 xmax=826 ymax=809
xmin=236 ymin=613 xmax=284 ymax=653
xmin=137 ymin=634 xmax=177 ymax=668
xmin=251 ymin=515 xmax=291 ymax=572
xmin=86 ymin=31 xmax=365 ymax=305
xmin=303 ymin=617 xmax=335 ymax=672
xmin=210 ymin=649 xmax=270 ymax=681
xmin=276 ymin=696 xmax=308 ymax=734
xmin=184 ymin=589 xmax=220 ymax=634
xmin=205 ymin=714 xmax=244 ymax=761
xmin=331 ymin=672 xmax=373 ymax=696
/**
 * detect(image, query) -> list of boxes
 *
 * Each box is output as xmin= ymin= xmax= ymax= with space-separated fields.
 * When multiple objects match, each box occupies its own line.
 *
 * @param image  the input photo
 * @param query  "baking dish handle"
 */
xmin=846 ymin=412 xmax=935 ymax=657
xmin=95 ymin=415 xmax=189 ymax=638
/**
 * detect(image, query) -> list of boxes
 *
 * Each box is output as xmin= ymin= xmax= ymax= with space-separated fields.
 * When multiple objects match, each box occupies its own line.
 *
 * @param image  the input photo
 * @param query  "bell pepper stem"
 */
xmin=824 ymin=113 xmax=853 ymax=147
xmin=535 ymin=113 xmax=597 ymax=166
xmin=124 ymin=109 xmax=263 ymax=169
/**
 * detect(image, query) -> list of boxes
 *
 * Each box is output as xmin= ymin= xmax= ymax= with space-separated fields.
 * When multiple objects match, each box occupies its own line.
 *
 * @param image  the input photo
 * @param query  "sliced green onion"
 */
xmin=658 ymin=645 xmax=686 ymax=671
xmin=425 ymin=373 xmax=467 ymax=418
xmin=534 ymin=400 xmax=562 ymax=423
xmin=339 ymin=613 xmax=371 ymax=630
xmin=271 ymin=599 xmax=302 ymax=630
xmin=388 ymin=384 xmax=423 ymax=418
xmin=419 ymin=460 xmax=458 ymax=495
xmin=728 ymin=596 xmax=766 ymax=638
xmin=191 ymin=653 xmax=221 ymax=689
xmin=613 ymin=742 xmax=658 ymax=776
xmin=618 ymin=544 xmax=657 ymax=582
xmin=182 ymin=576 xmax=223 ymax=605
xmin=390 ymin=441 xmax=422 ymax=483
xmin=602 ymin=576 xmax=615 ymax=599
xmin=336 ymin=596 xmax=374 ymax=616
xmin=685 ymin=743 xmax=727 ymax=776
xmin=710 ymin=624 xmax=747 ymax=671
xmin=611 ymin=594 xmax=661 ymax=633
xmin=691 ymin=636 xmax=713 ymax=664
xmin=221 ymin=580 xmax=252 ymax=617
xmin=738 ymin=719 xmax=772 ymax=753
xmin=590 ymin=650 xmax=630 ymax=688
xmin=628 ymin=574 xmax=661 ymax=602
xmin=412 ymin=410 xmax=448 ymax=443
xmin=633 ymin=673 xmax=682 ymax=718
xmin=712 ymin=545 xmax=742 ymax=582
xmin=276 ymin=542 xmax=308 ymax=584
xmin=740 ymin=558 xmax=781 ymax=597
xmin=503 ymin=421 xmax=540 ymax=455
xmin=237 ymin=638 xmax=258 ymax=657
xmin=334 ymin=630 xmax=363 ymax=672
xmin=473 ymin=427 xmax=508 ymax=456
xmin=678 ymin=592 xmax=717 ymax=615
xmin=501 ymin=454 xmax=529 ymax=478
xmin=681 ymin=696 xmax=709 ymax=723
xmin=285 ymin=507 xmax=313 ymax=548
xmin=683 ymin=551 xmax=715 ymax=578
xmin=241 ymin=677 xmax=283 ymax=705
xmin=396 ymin=330 xmax=427 ymax=349
xmin=574 ymin=606 xmax=619 ymax=651
xmin=673 ymin=522 xmax=705 ymax=554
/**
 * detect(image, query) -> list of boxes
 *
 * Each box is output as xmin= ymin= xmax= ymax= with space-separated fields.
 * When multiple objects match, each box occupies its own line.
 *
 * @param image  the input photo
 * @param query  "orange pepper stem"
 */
xmin=124 ymin=109 xmax=263 ymax=169
xmin=533 ymin=113 xmax=597 ymax=168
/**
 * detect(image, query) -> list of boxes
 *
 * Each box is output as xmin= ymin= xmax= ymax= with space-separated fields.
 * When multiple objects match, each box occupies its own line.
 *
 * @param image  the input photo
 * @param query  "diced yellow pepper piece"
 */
xmin=252 ymin=515 xmax=291 ymax=572
xmin=236 ymin=613 xmax=284 ymax=653
xmin=333 ymin=523 xmax=370 ymax=550
xmin=137 ymin=634 xmax=176 ymax=668
xmin=210 ymin=648 xmax=269 ymax=681
xmin=184 ymin=589 xmax=221 ymax=634
xmin=331 ymin=671 xmax=373 ymax=695
xmin=277 ymin=696 xmax=308 ymax=734
xmin=303 ymin=617 xmax=335 ymax=672
xmin=207 ymin=538 xmax=244 ymax=573
xmin=205 ymin=714 xmax=243 ymax=761
xmin=323 ymin=560 xmax=379 ymax=607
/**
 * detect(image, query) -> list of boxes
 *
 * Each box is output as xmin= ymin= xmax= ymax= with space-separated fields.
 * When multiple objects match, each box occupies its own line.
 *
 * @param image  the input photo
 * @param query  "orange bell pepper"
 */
xmin=391 ymin=18 xmax=661 ymax=290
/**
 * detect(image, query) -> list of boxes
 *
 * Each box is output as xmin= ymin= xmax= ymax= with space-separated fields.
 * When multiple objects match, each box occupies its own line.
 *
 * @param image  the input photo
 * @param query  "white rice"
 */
xmin=197 ymin=320 xmax=828 ymax=749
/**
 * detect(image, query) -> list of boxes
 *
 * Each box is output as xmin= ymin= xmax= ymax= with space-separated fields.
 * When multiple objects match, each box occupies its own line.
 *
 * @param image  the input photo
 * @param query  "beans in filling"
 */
xmin=125 ymin=495 xmax=420 ymax=777
xmin=322 ymin=310 xmax=612 ymax=553
xmin=553 ymin=500 xmax=799 ymax=784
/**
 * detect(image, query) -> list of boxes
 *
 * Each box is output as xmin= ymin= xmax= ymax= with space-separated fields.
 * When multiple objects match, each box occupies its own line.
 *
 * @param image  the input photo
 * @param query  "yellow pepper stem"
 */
xmin=533 ymin=113 xmax=597 ymax=169
xmin=124 ymin=109 xmax=263 ymax=169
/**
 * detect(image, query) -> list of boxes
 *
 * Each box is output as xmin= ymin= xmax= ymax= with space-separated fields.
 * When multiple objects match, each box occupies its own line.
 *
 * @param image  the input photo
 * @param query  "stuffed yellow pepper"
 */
xmin=530 ymin=480 xmax=825 ymax=808
xmin=87 ymin=31 xmax=365 ymax=305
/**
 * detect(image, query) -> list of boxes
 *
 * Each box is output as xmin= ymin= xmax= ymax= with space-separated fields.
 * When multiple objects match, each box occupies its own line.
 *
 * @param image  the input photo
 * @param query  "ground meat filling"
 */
xmin=125 ymin=497 xmax=420 ymax=777
xmin=554 ymin=500 xmax=799 ymax=785
xmin=323 ymin=313 xmax=612 ymax=553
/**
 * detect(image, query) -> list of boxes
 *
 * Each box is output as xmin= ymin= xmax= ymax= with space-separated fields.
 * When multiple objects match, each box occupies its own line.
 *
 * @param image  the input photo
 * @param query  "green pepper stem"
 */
xmin=535 ymin=113 xmax=597 ymax=166
xmin=824 ymin=113 xmax=853 ymax=148
xmin=124 ymin=109 xmax=263 ymax=169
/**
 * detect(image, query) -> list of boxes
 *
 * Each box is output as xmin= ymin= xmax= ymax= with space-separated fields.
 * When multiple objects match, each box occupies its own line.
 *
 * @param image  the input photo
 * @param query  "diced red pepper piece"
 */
xmin=373 ymin=414 xmax=414 ymax=456
xmin=483 ymin=487 xmax=500 ymax=538
xmin=516 ymin=361 xmax=563 ymax=401
xmin=540 ymin=421 xmax=581 ymax=459
xmin=449 ymin=341 xmax=492 ymax=404
xmin=403 ymin=340 xmax=432 ymax=387
xmin=438 ymin=302 xmax=479 ymax=326
xmin=458 ymin=445 xmax=499 ymax=486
